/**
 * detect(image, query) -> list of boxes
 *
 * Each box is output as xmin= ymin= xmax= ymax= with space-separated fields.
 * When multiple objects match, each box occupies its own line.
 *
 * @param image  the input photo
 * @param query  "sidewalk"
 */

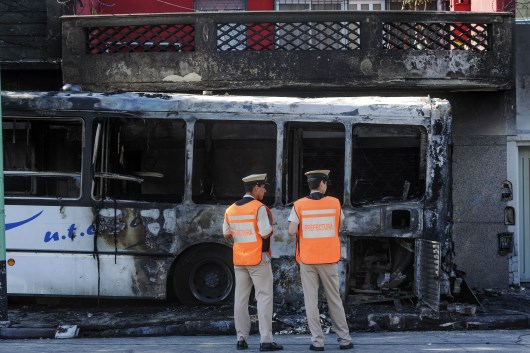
xmin=3 ymin=330 xmax=530 ymax=352
xmin=2 ymin=287 xmax=530 ymax=339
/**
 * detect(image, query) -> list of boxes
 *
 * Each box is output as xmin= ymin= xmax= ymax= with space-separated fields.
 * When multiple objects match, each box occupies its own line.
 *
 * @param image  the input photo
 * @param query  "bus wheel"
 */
xmin=173 ymin=245 xmax=234 ymax=305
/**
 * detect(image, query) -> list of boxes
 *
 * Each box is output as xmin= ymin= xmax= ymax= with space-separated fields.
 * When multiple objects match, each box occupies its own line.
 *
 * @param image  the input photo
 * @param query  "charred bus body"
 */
xmin=1 ymin=91 xmax=452 ymax=310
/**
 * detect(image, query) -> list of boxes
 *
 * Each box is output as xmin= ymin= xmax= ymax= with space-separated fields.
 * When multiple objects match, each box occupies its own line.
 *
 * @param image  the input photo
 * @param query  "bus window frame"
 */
xmin=283 ymin=120 xmax=347 ymax=205
xmin=349 ymin=122 xmax=428 ymax=206
xmin=180 ymin=114 xmax=285 ymax=207
xmin=179 ymin=112 xmax=362 ymax=209
xmin=90 ymin=115 xmax=187 ymax=204
xmin=2 ymin=113 xmax=433 ymax=209
xmin=3 ymin=116 xmax=85 ymax=202
xmin=190 ymin=118 xmax=279 ymax=206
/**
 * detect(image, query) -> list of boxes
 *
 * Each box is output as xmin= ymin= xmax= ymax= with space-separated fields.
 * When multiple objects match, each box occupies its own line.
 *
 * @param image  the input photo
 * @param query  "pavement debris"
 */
xmin=2 ymin=285 xmax=530 ymax=339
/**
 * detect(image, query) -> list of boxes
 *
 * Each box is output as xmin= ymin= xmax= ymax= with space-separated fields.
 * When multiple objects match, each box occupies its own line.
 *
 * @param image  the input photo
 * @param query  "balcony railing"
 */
xmin=61 ymin=11 xmax=513 ymax=92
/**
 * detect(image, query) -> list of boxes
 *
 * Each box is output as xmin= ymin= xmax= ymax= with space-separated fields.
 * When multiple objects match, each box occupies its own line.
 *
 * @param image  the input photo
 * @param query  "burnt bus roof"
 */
xmin=1 ymin=91 xmax=450 ymax=122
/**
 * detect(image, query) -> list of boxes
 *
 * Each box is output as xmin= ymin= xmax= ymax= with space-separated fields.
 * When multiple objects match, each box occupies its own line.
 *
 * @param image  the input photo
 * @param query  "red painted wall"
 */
xmin=247 ymin=1 xmax=275 ymax=50
xmin=248 ymin=0 xmax=274 ymax=11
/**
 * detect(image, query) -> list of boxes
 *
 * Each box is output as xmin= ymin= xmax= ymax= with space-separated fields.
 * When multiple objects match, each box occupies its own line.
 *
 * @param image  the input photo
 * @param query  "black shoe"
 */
xmin=260 ymin=342 xmax=283 ymax=351
xmin=237 ymin=340 xmax=248 ymax=350
xmin=339 ymin=342 xmax=354 ymax=350
xmin=309 ymin=345 xmax=325 ymax=351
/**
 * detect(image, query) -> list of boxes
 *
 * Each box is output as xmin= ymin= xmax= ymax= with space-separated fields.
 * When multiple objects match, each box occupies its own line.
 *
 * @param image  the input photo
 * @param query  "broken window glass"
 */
xmin=193 ymin=120 xmax=277 ymax=205
xmin=284 ymin=122 xmax=345 ymax=203
xmin=92 ymin=117 xmax=186 ymax=202
xmin=3 ymin=118 xmax=82 ymax=198
xmin=351 ymin=125 xmax=426 ymax=204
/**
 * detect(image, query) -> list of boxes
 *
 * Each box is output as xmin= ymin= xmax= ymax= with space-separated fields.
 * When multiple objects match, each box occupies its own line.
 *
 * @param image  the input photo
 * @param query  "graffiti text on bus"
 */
xmin=44 ymin=224 xmax=96 ymax=242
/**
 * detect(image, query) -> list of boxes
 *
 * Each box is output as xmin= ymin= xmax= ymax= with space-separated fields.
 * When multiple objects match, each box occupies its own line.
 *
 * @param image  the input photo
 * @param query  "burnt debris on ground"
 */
xmin=3 ymin=286 xmax=530 ymax=338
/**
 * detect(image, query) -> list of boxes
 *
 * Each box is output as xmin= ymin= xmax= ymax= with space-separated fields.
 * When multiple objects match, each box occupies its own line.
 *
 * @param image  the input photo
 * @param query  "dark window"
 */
xmin=391 ymin=209 xmax=411 ymax=229
xmin=351 ymin=125 xmax=425 ymax=204
xmin=3 ymin=118 xmax=82 ymax=198
xmin=92 ymin=117 xmax=186 ymax=202
xmin=284 ymin=122 xmax=345 ymax=204
xmin=193 ymin=121 xmax=277 ymax=205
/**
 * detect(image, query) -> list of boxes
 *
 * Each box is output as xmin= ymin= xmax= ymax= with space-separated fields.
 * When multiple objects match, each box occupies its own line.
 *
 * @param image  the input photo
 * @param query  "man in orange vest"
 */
xmin=288 ymin=170 xmax=353 ymax=351
xmin=223 ymin=173 xmax=283 ymax=352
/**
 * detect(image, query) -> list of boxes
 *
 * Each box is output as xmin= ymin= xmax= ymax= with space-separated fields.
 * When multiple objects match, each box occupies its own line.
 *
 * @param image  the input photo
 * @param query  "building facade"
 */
xmin=509 ymin=21 xmax=530 ymax=285
xmin=0 ymin=0 xmax=63 ymax=90
xmin=69 ymin=0 xmax=391 ymax=14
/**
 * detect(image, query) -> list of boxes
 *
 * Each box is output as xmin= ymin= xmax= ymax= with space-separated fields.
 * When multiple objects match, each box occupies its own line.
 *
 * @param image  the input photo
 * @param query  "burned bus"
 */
xmin=1 ymin=91 xmax=452 ymax=310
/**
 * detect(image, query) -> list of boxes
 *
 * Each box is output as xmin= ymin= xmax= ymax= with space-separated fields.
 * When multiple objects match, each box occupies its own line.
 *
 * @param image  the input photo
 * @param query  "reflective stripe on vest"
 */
xmin=294 ymin=196 xmax=341 ymax=265
xmin=226 ymin=214 xmax=257 ymax=243
xmin=300 ymin=208 xmax=337 ymax=238
xmin=225 ymin=199 xmax=265 ymax=266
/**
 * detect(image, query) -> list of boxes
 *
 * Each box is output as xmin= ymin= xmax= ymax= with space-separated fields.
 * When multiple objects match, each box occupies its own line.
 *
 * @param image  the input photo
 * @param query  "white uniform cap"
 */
xmin=304 ymin=170 xmax=330 ymax=178
xmin=242 ymin=173 xmax=268 ymax=184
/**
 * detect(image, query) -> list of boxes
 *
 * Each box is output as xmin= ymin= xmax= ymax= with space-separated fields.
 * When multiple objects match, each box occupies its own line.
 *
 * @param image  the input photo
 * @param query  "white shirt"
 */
xmin=223 ymin=194 xmax=273 ymax=238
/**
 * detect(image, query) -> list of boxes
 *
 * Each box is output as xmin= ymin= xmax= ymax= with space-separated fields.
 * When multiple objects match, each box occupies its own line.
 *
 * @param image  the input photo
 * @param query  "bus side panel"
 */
xmin=6 ymin=253 xmax=162 ymax=297
xmin=5 ymin=205 xmax=157 ymax=297
xmin=7 ymin=253 xmax=98 ymax=296
xmin=6 ymin=205 xmax=95 ymax=251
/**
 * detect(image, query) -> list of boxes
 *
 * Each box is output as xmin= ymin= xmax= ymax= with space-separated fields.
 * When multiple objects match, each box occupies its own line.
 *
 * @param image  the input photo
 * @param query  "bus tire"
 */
xmin=173 ymin=245 xmax=234 ymax=305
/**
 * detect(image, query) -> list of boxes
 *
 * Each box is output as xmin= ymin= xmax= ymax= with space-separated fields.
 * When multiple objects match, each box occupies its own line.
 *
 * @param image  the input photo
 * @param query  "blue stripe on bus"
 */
xmin=5 ymin=211 xmax=43 ymax=231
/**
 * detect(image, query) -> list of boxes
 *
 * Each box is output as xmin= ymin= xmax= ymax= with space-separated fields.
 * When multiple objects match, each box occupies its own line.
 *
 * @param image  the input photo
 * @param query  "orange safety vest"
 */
xmin=225 ymin=199 xmax=272 ymax=266
xmin=293 ymin=196 xmax=341 ymax=264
